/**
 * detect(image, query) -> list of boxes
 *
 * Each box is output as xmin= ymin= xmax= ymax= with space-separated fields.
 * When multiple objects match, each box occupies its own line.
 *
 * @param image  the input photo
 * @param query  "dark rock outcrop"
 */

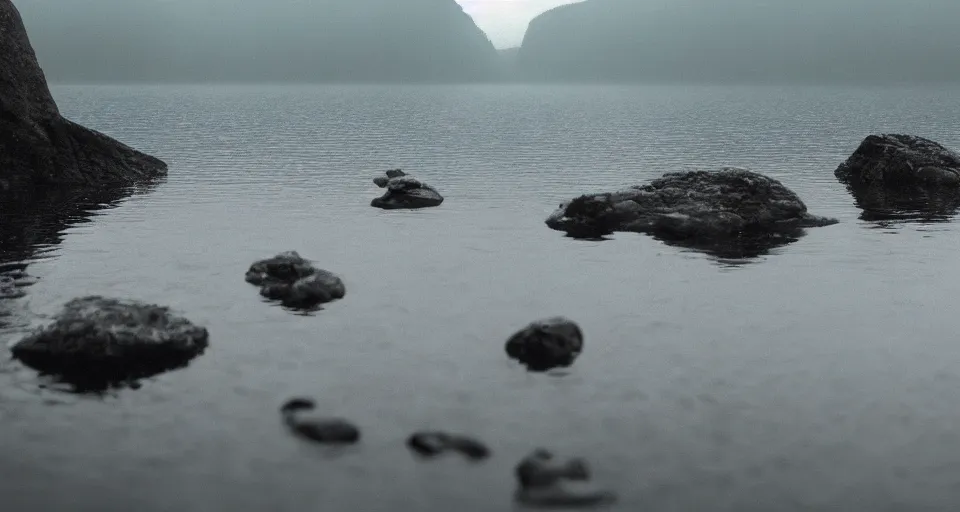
xmin=246 ymin=251 xmax=345 ymax=310
xmin=371 ymin=169 xmax=444 ymax=209
xmin=505 ymin=317 xmax=583 ymax=372
xmin=514 ymin=449 xmax=617 ymax=508
xmin=17 ymin=0 xmax=501 ymax=84
xmin=547 ymin=168 xmax=837 ymax=258
xmin=835 ymin=135 xmax=960 ymax=221
xmin=516 ymin=0 xmax=960 ymax=84
xmin=836 ymin=135 xmax=960 ymax=187
xmin=407 ymin=431 xmax=491 ymax=460
xmin=280 ymin=398 xmax=361 ymax=445
xmin=1 ymin=0 xmax=166 ymax=189
xmin=10 ymin=296 xmax=209 ymax=390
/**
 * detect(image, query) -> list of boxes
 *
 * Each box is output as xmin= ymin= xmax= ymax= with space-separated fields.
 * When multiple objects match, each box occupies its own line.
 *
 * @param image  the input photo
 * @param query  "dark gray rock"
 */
xmin=514 ymin=449 xmax=617 ymax=508
xmin=505 ymin=317 xmax=583 ymax=372
xmin=0 ymin=0 xmax=166 ymax=189
xmin=547 ymin=168 xmax=837 ymax=258
xmin=280 ymin=398 xmax=360 ymax=444
xmin=10 ymin=296 xmax=209 ymax=389
xmin=835 ymin=135 xmax=960 ymax=222
xmin=407 ymin=431 xmax=491 ymax=460
xmin=836 ymin=135 xmax=960 ymax=187
xmin=246 ymin=251 xmax=345 ymax=310
xmin=371 ymin=169 xmax=444 ymax=209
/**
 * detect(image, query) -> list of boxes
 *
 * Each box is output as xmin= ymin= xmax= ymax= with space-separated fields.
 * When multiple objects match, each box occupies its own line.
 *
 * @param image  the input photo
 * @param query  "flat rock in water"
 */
xmin=407 ymin=431 xmax=491 ymax=460
xmin=835 ymin=134 xmax=960 ymax=220
xmin=546 ymin=168 xmax=837 ymax=259
xmin=371 ymin=169 xmax=444 ymax=209
xmin=505 ymin=317 xmax=583 ymax=372
xmin=514 ymin=449 xmax=617 ymax=508
xmin=280 ymin=398 xmax=360 ymax=444
xmin=246 ymin=251 xmax=345 ymax=310
xmin=10 ymin=296 xmax=209 ymax=389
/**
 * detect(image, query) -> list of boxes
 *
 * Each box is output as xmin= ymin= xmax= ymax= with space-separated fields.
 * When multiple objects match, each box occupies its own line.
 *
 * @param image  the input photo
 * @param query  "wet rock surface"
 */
xmin=0 ymin=0 xmax=166 ymax=189
xmin=9 ymin=296 xmax=209 ymax=390
xmin=506 ymin=317 xmax=583 ymax=372
xmin=514 ymin=449 xmax=617 ymax=508
xmin=547 ymin=168 xmax=837 ymax=258
xmin=280 ymin=398 xmax=361 ymax=444
xmin=371 ymin=169 xmax=444 ymax=209
xmin=407 ymin=431 xmax=491 ymax=460
xmin=246 ymin=251 xmax=345 ymax=310
xmin=836 ymin=135 xmax=960 ymax=221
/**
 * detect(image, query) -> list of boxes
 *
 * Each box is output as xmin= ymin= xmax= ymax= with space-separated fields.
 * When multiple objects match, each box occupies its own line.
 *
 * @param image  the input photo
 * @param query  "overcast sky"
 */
xmin=457 ymin=0 xmax=580 ymax=48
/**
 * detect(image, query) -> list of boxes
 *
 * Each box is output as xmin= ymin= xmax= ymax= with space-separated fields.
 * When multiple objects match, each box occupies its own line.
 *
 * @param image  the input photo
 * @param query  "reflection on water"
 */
xmin=844 ymin=183 xmax=960 ymax=224
xmin=0 ymin=181 xmax=161 ymax=337
xmin=564 ymin=229 xmax=806 ymax=264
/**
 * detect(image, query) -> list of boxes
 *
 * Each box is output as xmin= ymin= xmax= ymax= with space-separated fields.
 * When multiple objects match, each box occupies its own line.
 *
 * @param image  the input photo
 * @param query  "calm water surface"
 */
xmin=2 ymin=84 xmax=960 ymax=511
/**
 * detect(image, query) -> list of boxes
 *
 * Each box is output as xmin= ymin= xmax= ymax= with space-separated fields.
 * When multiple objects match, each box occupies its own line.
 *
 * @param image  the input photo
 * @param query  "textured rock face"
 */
xmin=246 ymin=251 xmax=345 ymax=310
xmin=10 ymin=296 xmax=209 ymax=389
xmin=505 ymin=317 xmax=583 ymax=372
xmin=546 ymin=168 xmax=837 ymax=256
xmin=835 ymin=135 xmax=960 ymax=188
xmin=0 ymin=0 xmax=166 ymax=189
xmin=371 ymin=169 xmax=444 ymax=209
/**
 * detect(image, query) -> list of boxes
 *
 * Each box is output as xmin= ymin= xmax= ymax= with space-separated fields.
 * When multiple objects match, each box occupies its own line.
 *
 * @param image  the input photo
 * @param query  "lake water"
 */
xmin=3 ymin=84 xmax=960 ymax=511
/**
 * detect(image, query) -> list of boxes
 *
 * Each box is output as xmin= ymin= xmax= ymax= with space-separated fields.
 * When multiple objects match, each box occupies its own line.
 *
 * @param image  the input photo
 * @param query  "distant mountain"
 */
xmin=16 ymin=0 xmax=500 ymax=83
xmin=517 ymin=0 xmax=960 ymax=84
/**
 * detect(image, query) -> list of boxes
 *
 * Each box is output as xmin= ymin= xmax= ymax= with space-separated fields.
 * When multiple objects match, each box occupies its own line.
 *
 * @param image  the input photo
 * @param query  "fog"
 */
xmin=14 ymin=0 xmax=960 ymax=84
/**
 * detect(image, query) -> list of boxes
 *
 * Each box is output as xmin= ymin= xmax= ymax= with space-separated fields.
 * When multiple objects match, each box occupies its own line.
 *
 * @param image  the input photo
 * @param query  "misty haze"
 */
xmin=3 ymin=0 xmax=960 ymax=511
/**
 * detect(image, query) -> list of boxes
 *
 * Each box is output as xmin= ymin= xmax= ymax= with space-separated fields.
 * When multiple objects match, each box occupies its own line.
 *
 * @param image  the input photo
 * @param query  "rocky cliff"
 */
xmin=0 ymin=0 xmax=166 ymax=189
xmin=517 ymin=0 xmax=960 ymax=84
xmin=17 ymin=0 xmax=501 ymax=83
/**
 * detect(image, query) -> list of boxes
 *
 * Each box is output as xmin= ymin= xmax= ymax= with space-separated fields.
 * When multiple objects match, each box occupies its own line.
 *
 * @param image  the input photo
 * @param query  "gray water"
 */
xmin=3 ymin=84 xmax=960 ymax=511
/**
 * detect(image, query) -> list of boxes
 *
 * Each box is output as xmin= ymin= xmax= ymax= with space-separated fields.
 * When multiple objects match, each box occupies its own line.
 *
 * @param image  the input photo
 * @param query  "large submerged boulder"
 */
xmin=10 ymin=296 xmax=209 ymax=389
xmin=547 ymin=168 xmax=837 ymax=258
xmin=245 ymin=251 xmax=345 ymax=310
xmin=371 ymin=169 xmax=444 ymax=209
xmin=0 ymin=0 xmax=166 ymax=189
xmin=835 ymin=135 xmax=960 ymax=221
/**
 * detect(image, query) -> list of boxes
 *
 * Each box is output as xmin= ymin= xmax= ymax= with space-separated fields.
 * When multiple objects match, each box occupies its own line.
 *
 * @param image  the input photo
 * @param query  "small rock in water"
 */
xmin=280 ymin=398 xmax=360 ymax=444
xmin=505 ymin=317 xmax=584 ymax=372
xmin=514 ymin=449 xmax=617 ymax=509
xmin=246 ymin=252 xmax=345 ymax=310
xmin=407 ymin=431 xmax=491 ymax=460
xmin=9 ymin=296 xmax=209 ymax=390
xmin=371 ymin=169 xmax=444 ymax=209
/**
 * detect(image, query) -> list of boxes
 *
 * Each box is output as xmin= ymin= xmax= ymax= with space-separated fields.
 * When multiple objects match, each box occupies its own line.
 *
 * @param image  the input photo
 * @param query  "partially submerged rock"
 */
xmin=836 ymin=134 xmax=960 ymax=187
xmin=246 ymin=251 xmax=345 ymax=310
xmin=0 ymin=0 xmax=166 ymax=189
xmin=835 ymin=135 xmax=960 ymax=221
xmin=514 ymin=449 xmax=617 ymax=508
xmin=280 ymin=398 xmax=361 ymax=444
xmin=371 ymin=169 xmax=444 ymax=209
xmin=547 ymin=168 xmax=837 ymax=258
xmin=506 ymin=317 xmax=583 ymax=372
xmin=10 ymin=296 xmax=209 ymax=389
xmin=407 ymin=431 xmax=491 ymax=460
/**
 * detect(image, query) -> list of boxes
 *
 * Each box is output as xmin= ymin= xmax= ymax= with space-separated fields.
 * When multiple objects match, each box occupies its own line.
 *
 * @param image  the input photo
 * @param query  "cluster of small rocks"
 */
xmin=245 ymin=251 xmax=346 ymax=310
xmin=370 ymin=169 xmax=444 ymax=209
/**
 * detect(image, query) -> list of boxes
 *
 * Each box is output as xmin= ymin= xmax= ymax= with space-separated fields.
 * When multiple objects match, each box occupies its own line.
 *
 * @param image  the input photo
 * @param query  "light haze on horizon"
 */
xmin=456 ymin=0 xmax=581 ymax=48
